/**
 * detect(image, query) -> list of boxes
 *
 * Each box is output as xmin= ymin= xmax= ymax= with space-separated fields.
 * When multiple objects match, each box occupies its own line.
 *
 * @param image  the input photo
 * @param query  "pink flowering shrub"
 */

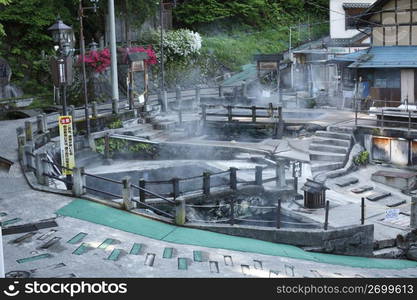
xmin=80 ymin=46 xmax=157 ymax=73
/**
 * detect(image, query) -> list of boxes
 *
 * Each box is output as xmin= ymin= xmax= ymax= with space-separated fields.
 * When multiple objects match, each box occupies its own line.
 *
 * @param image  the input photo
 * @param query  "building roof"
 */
xmin=329 ymin=49 xmax=369 ymax=63
xmin=301 ymin=179 xmax=328 ymax=193
xmin=355 ymin=0 xmax=389 ymax=26
xmin=342 ymin=2 xmax=373 ymax=9
xmin=348 ymin=46 xmax=417 ymax=68
xmin=328 ymin=29 xmax=371 ymax=47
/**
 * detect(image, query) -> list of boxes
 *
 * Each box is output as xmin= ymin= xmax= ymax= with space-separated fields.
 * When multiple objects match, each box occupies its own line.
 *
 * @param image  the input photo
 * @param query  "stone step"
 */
xmin=351 ymin=185 xmax=374 ymax=194
xmin=334 ymin=177 xmax=359 ymax=187
xmin=312 ymin=137 xmax=351 ymax=148
xmin=315 ymin=131 xmax=352 ymax=141
xmin=327 ymin=126 xmax=355 ymax=134
xmin=311 ymin=162 xmax=344 ymax=173
xmin=366 ymin=191 xmax=391 ymax=202
xmin=309 ymin=143 xmax=348 ymax=154
xmin=310 ymin=151 xmax=346 ymax=162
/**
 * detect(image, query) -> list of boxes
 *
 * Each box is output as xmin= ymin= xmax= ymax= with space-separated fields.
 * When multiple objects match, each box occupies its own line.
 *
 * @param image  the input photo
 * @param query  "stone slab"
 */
xmin=367 ymin=191 xmax=392 ymax=202
xmin=351 ymin=185 xmax=374 ymax=194
xmin=335 ymin=177 xmax=359 ymax=187
xmin=371 ymin=170 xmax=417 ymax=190
xmin=386 ymin=199 xmax=407 ymax=208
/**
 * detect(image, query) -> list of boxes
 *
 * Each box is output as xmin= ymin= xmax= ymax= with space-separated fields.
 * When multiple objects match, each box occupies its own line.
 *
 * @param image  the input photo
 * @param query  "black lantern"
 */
xmin=47 ymin=18 xmax=73 ymax=48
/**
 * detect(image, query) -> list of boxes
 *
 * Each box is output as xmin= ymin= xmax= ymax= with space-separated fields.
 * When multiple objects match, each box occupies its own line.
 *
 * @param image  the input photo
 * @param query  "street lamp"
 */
xmin=48 ymin=18 xmax=74 ymax=115
xmin=79 ymin=0 xmax=100 ymax=139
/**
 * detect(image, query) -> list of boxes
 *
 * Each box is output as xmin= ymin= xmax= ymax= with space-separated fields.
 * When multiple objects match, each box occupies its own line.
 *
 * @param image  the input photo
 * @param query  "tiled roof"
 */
xmin=342 ymin=2 xmax=373 ymax=9
xmin=348 ymin=46 xmax=417 ymax=68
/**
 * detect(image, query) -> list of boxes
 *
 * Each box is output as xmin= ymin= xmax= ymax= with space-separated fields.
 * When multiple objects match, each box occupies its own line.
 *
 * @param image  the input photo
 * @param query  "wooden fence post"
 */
xmin=255 ymin=166 xmax=263 ymax=186
xmin=219 ymin=86 xmax=224 ymax=98
xmin=139 ymin=179 xmax=146 ymax=203
xmin=229 ymin=199 xmax=235 ymax=225
xmin=92 ymin=101 xmax=98 ymax=118
xmin=203 ymin=172 xmax=211 ymax=195
xmin=122 ymin=176 xmax=134 ymax=210
xmin=72 ymin=167 xmax=86 ymax=197
xmin=25 ymin=121 xmax=33 ymax=142
xmin=34 ymin=153 xmax=47 ymax=185
xmin=201 ymin=104 xmax=207 ymax=123
xmin=112 ymin=98 xmax=119 ymax=115
xmin=251 ymin=106 xmax=256 ymax=123
xmin=172 ymin=178 xmax=180 ymax=200
xmin=324 ymin=200 xmax=330 ymax=230
xmin=104 ymin=133 xmax=110 ymax=160
xmin=175 ymin=197 xmax=186 ymax=226
xmin=276 ymin=197 xmax=281 ymax=229
xmin=195 ymin=85 xmax=201 ymax=109
xmin=229 ymin=167 xmax=237 ymax=190
xmin=227 ymin=105 xmax=233 ymax=122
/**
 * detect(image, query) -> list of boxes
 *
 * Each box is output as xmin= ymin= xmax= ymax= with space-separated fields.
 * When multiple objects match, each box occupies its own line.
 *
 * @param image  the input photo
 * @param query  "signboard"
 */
xmin=385 ymin=209 xmax=400 ymax=220
xmin=131 ymin=60 xmax=144 ymax=72
xmin=259 ymin=61 xmax=278 ymax=70
xmin=292 ymin=161 xmax=302 ymax=178
xmin=58 ymin=116 xmax=75 ymax=175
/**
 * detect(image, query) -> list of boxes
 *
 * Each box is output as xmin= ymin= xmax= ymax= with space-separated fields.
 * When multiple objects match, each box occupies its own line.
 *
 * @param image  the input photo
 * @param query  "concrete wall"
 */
xmin=187 ymin=223 xmax=374 ymax=256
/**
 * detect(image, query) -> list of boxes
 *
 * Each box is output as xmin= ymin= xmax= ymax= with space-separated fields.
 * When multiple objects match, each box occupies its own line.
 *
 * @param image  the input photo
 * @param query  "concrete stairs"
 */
xmin=309 ymin=127 xmax=353 ymax=179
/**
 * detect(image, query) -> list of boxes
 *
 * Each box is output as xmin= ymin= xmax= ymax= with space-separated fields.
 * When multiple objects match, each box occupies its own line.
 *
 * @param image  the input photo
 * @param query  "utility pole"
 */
xmin=160 ymin=0 xmax=165 ymax=93
xmin=108 ymin=0 xmax=120 ymax=103
xmin=79 ymin=2 xmax=91 ymax=138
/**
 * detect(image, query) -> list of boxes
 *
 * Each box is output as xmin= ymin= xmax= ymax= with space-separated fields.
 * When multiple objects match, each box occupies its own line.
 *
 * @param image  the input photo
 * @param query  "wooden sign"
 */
xmin=131 ymin=60 xmax=144 ymax=72
xmin=58 ymin=116 xmax=75 ymax=175
xmin=259 ymin=61 xmax=278 ymax=70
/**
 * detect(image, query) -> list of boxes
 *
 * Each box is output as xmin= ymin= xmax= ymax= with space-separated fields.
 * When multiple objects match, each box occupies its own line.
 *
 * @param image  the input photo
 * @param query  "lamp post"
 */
xmin=48 ymin=19 xmax=74 ymax=115
xmin=78 ymin=0 xmax=99 ymax=139
xmin=159 ymin=0 xmax=165 ymax=94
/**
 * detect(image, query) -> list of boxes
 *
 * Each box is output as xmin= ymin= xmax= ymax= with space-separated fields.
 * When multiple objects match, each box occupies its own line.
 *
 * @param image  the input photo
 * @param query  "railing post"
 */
xmin=24 ymin=144 xmax=34 ymax=171
xmin=35 ymin=153 xmax=47 ymax=185
xmin=172 ymin=178 xmax=180 ymax=200
xmin=229 ymin=167 xmax=237 ymax=190
xmin=36 ymin=114 xmax=47 ymax=134
xmin=276 ymin=197 xmax=281 ymax=229
xmin=229 ymin=199 xmax=235 ymax=225
xmin=227 ymin=105 xmax=233 ymax=122
xmin=112 ymin=98 xmax=119 ymax=115
xmin=92 ymin=101 xmax=98 ymax=119
xmin=178 ymin=109 xmax=183 ymax=125
xmin=255 ymin=166 xmax=263 ymax=186
xmin=104 ymin=133 xmax=111 ymax=160
xmin=25 ymin=121 xmax=33 ymax=142
xmin=175 ymin=196 xmax=186 ymax=226
xmin=17 ymin=135 xmax=26 ymax=163
xmin=201 ymin=104 xmax=207 ymax=123
xmin=233 ymin=86 xmax=239 ymax=103
xmin=122 ymin=176 xmax=134 ymax=210
xmin=176 ymin=85 xmax=182 ymax=105
xmin=195 ymin=85 xmax=201 ymax=109
xmin=251 ymin=106 xmax=256 ymax=123
xmin=354 ymin=98 xmax=358 ymax=126
xmin=381 ymin=109 xmax=384 ymax=129
xmin=203 ymin=172 xmax=211 ymax=195
xmin=276 ymin=106 xmax=284 ymax=139
xmin=409 ymin=111 xmax=412 ymax=132
xmin=361 ymin=197 xmax=365 ymax=225
xmin=275 ymin=160 xmax=286 ymax=188
xmin=69 ymin=105 xmax=77 ymax=135
xmin=160 ymin=90 xmax=168 ymax=112
xmin=139 ymin=178 xmax=146 ymax=203
xmin=219 ymin=85 xmax=224 ymax=98
xmin=324 ymin=200 xmax=330 ymax=230
xmin=242 ymin=81 xmax=247 ymax=98
xmin=72 ymin=167 xmax=86 ymax=197
xmin=411 ymin=196 xmax=417 ymax=229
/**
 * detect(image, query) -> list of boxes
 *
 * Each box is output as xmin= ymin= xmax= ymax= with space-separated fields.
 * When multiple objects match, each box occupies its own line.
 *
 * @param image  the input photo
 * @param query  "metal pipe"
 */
xmin=108 ymin=0 xmax=119 ymax=102
xmin=159 ymin=0 xmax=165 ymax=93
xmin=79 ymin=2 xmax=91 ymax=138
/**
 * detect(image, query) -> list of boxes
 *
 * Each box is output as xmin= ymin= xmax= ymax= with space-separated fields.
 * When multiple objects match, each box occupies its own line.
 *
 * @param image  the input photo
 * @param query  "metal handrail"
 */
xmin=131 ymin=184 xmax=175 ymax=205
xmin=131 ymin=199 xmax=174 ymax=219
xmin=83 ymin=186 xmax=123 ymax=199
xmin=82 ymin=172 xmax=122 ymax=185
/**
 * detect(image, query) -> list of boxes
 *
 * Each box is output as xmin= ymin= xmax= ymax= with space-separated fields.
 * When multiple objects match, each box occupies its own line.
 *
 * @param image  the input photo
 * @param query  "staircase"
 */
xmin=309 ymin=126 xmax=354 ymax=179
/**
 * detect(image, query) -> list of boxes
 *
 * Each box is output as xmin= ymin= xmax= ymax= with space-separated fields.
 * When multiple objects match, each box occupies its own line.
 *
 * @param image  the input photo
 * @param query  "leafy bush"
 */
xmin=354 ymin=151 xmax=369 ymax=166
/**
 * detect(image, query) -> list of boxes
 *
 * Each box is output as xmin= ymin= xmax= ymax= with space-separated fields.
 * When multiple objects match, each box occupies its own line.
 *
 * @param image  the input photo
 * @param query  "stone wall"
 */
xmin=187 ymin=223 xmax=375 ymax=256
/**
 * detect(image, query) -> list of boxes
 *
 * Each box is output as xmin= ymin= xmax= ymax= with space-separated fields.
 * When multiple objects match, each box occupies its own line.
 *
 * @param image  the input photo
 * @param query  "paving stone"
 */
xmin=269 ymin=270 xmax=280 ymax=278
xmin=285 ymin=264 xmax=295 ymax=277
xmin=386 ymin=199 xmax=407 ymax=207
xmin=17 ymin=253 xmax=52 ymax=264
xmin=40 ymin=237 xmax=61 ymax=249
xmin=37 ymin=229 xmax=57 ymax=241
xmin=163 ymin=247 xmax=174 ymax=259
xmin=209 ymin=261 xmax=219 ymax=273
xmin=98 ymin=238 xmax=115 ymax=249
xmin=107 ymin=249 xmax=122 ymax=261
xmin=129 ymin=243 xmax=143 ymax=255
xmin=144 ymin=253 xmax=155 ymax=266
xmin=72 ymin=243 xmax=91 ymax=255
xmin=367 ymin=191 xmax=391 ymax=201
xmin=224 ymin=255 xmax=233 ymax=266
xmin=241 ymin=265 xmax=250 ymax=275
xmin=253 ymin=260 xmax=263 ymax=270
xmin=67 ymin=232 xmax=88 ymax=244
xmin=351 ymin=185 xmax=374 ymax=194
xmin=335 ymin=177 xmax=359 ymax=187
xmin=178 ymin=258 xmax=188 ymax=270
xmin=193 ymin=250 xmax=203 ymax=262
xmin=11 ymin=232 xmax=36 ymax=244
